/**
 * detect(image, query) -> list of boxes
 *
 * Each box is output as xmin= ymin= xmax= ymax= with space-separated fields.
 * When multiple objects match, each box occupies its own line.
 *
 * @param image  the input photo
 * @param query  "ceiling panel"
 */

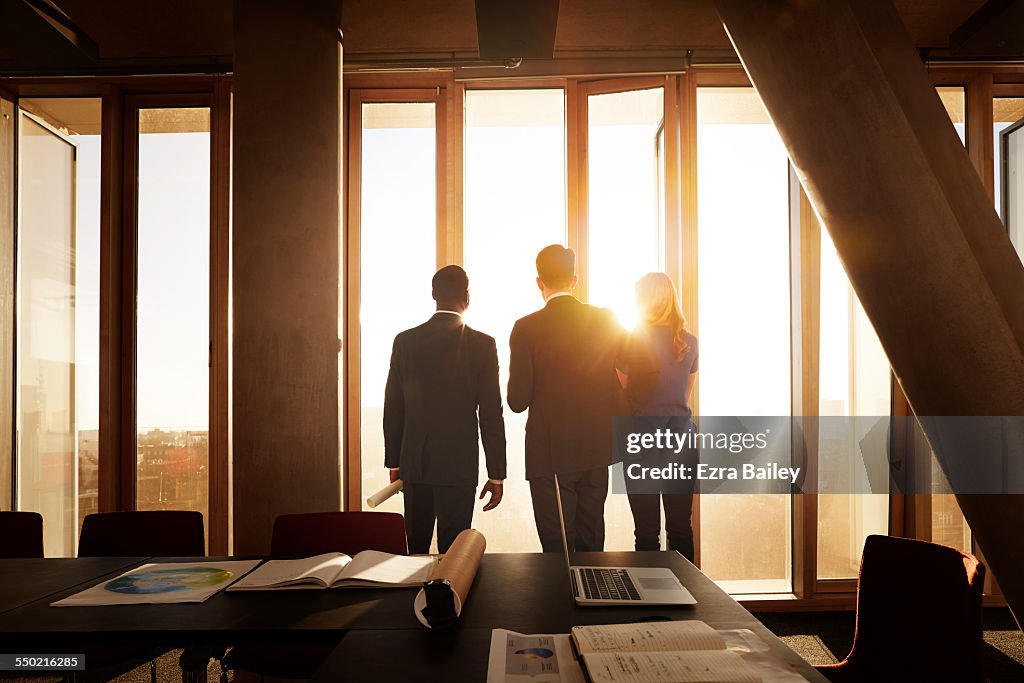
xmin=0 ymin=0 xmax=998 ymax=68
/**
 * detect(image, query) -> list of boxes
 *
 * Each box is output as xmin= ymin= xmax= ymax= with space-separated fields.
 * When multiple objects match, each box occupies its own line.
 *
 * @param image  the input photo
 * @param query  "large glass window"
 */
xmin=463 ymin=89 xmax=566 ymax=552
xmin=358 ymin=102 xmax=438 ymax=517
xmin=16 ymin=99 xmax=101 ymax=557
xmin=816 ymin=225 xmax=890 ymax=580
xmin=586 ymin=87 xmax=665 ymax=327
xmin=135 ymin=107 xmax=211 ymax=531
xmin=696 ymin=88 xmax=792 ymax=593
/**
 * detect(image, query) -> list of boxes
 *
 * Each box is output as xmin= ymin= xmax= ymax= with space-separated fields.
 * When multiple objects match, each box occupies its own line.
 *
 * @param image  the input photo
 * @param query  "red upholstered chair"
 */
xmin=0 ymin=511 xmax=44 ymax=558
xmin=220 ymin=511 xmax=409 ymax=681
xmin=269 ymin=510 xmax=409 ymax=556
xmin=79 ymin=510 xmax=206 ymax=557
xmin=816 ymin=534 xmax=986 ymax=683
xmin=76 ymin=511 xmax=206 ymax=683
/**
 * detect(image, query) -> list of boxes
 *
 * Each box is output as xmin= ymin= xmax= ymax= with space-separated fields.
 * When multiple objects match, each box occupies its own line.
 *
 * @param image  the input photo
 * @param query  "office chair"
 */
xmin=268 ymin=510 xmax=409 ymax=557
xmin=77 ymin=510 xmax=207 ymax=683
xmin=78 ymin=510 xmax=206 ymax=557
xmin=217 ymin=511 xmax=409 ymax=681
xmin=816 ymin=534 xmax=986 ymax=682
xmin=0 ymin=511 xmax=44 ymax=558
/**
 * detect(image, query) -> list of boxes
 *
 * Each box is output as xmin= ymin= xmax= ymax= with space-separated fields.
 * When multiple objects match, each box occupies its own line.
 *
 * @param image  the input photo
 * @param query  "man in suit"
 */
xmin=508 ymin=245 xmax=625 ymax=552
xmin=384 ymin=265 xmax=507 ymax=554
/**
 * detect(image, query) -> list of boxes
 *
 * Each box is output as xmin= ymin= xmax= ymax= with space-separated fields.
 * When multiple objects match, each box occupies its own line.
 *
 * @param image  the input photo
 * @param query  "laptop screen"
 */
xmin=552 ymin=474 xmax=578 ymax=600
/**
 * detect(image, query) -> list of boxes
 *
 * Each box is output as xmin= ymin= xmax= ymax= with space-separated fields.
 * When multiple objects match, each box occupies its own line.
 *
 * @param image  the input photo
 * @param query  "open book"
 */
xmin=571 ymin=621 xmax=762 ymax=683
xmin=227 ymin=551 xmax=437 ymax=591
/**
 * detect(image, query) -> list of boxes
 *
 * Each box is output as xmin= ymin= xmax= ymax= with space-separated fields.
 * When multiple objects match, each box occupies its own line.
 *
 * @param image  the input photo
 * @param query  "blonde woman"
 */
xmin=617 ymin=272 xmax=698 ymax=562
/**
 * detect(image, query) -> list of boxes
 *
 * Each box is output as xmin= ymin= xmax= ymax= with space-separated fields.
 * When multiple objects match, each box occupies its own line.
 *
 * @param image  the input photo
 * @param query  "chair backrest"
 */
xmin=79 ymin=511 xmax=206 ymax=557
xmin=270 ymin=511 xmax=408 ymax=557
xmin=845 ymin=534 xmax=985 ymax=681
xmin=0 ymin=511 xmax=44 ymax=558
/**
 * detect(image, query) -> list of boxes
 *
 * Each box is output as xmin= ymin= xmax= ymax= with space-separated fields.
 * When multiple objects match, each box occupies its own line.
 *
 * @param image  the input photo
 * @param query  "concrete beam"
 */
xmin=715 ymin=0 xmax=1024 ymax=625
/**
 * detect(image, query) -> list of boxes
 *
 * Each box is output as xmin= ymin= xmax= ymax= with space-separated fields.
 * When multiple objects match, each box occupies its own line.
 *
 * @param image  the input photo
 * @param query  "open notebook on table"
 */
xmin=571 ymin=621 xmax=762 ymax=683
xmin=227 ymin=551 xmax=437 ymax=590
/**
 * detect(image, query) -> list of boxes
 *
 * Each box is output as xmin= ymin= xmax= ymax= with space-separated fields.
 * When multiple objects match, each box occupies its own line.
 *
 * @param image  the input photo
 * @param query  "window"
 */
xmin=16 ymin=99 xmax=101 ymax=557
xmin=696 ymin=87 xmax=793 ymax=592
xmin=995 ymin=97 xmax=1024 ymax=261
xmin=463 ymin=89 xmax=566 ymax=552
xmin=994 ymin=97 xmax=1024 ymax=222
xmin=586 ymin=87 xmax=665 ymax=326
xmin=816 ymin=225 xmax=890 ymax=580
xmin=134 ymin=107 xmax=212 ymax=530
xmin=356 ymin=100 xmax=439 ymax=518
xmin=340 ymin=72 xmax=1006 ymax=596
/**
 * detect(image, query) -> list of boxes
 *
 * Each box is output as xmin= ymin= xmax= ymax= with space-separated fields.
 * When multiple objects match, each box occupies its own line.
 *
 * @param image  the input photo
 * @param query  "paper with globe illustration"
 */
xmin=51 ymin=560 xmax=260 ymax=606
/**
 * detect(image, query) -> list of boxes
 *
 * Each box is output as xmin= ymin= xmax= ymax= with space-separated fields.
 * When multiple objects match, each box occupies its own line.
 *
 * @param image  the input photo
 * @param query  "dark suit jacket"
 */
xmin=507 ymin=296 xmax=626 ymax=478
xmin=384 ymin=312 xmax=507 ymax=486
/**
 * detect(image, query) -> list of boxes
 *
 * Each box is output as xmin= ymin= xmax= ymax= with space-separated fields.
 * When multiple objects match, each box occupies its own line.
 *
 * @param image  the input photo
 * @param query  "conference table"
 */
xmin=0 ymin=552 xmax=828 ymax=681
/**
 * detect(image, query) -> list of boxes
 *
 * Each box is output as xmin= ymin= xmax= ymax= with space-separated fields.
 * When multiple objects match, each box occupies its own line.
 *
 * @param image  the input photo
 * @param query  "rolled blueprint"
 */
xmin=366 ymin=479 xmax=403 ymax=508
xmin=414 ymin=528 xmax=486 ymax=628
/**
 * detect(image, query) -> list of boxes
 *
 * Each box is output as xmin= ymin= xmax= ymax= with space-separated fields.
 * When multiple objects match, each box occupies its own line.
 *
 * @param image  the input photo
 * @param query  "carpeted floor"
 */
xmin=757 ymin=607 xmax=1024 ymax=682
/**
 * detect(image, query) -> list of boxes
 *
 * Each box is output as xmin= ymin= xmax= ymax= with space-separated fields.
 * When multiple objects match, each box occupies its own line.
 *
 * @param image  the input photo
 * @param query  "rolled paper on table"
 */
xmin=414 ymin=528 xmax=486 ymax=629
xmin=366 ymin=479 xmax=403 ymax=508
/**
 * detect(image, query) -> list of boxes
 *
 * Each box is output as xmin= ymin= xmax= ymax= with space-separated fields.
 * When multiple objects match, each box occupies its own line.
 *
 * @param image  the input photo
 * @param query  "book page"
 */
xmin=335 ymin=550 xmax=436 ymax=586
xmin=227 ymin=553 xmax=350 ymax=591
xmin=582 ymin=651 xmax=761 ymax=683
xmin=572 ymin=621 xmax=726 ymax=654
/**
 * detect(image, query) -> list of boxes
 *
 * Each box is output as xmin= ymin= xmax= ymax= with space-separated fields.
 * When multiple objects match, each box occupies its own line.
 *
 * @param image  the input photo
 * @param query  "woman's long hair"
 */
xmin=635 ymin=272 xmax=690 ymax=360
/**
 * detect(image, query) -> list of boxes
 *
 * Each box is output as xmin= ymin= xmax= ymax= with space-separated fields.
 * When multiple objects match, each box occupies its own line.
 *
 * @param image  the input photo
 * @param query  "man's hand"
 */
xmin=479 ymin=480 xmax=503 ymax=511
xmin=389 ymin=468 xmax=401 ymax=484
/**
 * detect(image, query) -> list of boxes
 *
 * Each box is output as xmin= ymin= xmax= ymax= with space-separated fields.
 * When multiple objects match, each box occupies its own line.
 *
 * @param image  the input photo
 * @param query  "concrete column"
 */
xmin=715 ymin=0 xmax=1024 ymax=624
xmin=232 ymin=0 xmax=343 ymax=553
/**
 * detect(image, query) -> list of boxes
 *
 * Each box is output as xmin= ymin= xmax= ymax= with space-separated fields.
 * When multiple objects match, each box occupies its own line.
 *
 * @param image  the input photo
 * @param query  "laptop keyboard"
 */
xmin=578 ymin=567 xmax=642 ymax=601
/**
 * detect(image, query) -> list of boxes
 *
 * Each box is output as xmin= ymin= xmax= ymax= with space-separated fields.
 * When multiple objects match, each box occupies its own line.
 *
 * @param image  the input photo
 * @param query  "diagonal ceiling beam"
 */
xmin=715 ymin=0 xmax=1024 ymax=627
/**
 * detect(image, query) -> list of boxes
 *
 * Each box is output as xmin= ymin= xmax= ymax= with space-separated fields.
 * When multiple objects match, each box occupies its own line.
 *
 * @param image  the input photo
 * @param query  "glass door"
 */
xmin=1002 ymin=115 xmax=1024 ymax=261
xmin=583 ymin=82 xmax=666 ymax=326
xmin=16 ymin=111 xmax=78 ymax=557
xmin=579 ymin=78 xmax=669 ymax=552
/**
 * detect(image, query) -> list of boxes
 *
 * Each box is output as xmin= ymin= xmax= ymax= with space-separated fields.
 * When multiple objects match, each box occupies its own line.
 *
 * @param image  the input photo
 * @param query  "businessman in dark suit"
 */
xmin=508 ymin=245 xmax=626 ymax=552
xmin=384 ymin=265 xmax=507 ymax=554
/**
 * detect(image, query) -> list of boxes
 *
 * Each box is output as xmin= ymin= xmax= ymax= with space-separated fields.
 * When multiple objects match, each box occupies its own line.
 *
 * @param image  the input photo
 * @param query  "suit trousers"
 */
xmin=403 ymin=482 xmax=475 ymax=554
xmin=529 ymin=467 xmax=609 ymax=553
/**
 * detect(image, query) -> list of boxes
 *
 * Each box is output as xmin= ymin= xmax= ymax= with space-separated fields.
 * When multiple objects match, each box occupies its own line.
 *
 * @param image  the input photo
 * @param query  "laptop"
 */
xmin=554 ymin=474 xmax=697 ymax=606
